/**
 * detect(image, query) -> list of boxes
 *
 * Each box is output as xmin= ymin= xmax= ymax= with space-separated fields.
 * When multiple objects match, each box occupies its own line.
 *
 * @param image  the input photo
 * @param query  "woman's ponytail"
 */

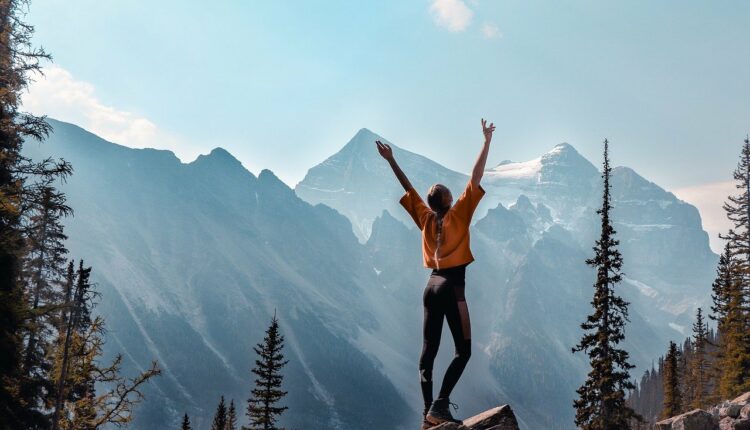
xmin=427 ymin=184 xmax=450 ymax=270
xmin=433 ymin=210 xmax=445 ymax=269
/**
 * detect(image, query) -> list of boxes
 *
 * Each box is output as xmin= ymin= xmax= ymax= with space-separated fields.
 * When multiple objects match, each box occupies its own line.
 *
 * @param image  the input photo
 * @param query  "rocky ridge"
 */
xmin=427 ymin=405 xmax=519 ymax=430
xmin=656 ymin=391 xmax=750 ymax=429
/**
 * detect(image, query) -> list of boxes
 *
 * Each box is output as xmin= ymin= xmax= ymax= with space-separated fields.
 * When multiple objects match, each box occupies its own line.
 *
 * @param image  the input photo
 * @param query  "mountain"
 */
xmin=24 ymin=120 xmax=718 ymax=429
xmin=23 ymin=120 xmax=413 ymax=430
xmin=296 ymin=132 xmax=718 ymax=427
xmin=295 ymin=128 xmax=468 ymax=241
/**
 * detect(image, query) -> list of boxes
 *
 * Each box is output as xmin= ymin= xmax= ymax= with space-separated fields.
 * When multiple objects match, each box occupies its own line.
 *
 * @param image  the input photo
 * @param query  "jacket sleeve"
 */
xmin=452 ymin=180 xmax=486 ymax=223
xmin=399 ymin=187 xmax=432 ymax=230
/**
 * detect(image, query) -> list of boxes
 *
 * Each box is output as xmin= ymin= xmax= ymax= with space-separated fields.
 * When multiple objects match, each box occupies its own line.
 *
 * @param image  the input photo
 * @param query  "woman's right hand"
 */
xmin=482 ymin=118 xmax=496 ymax=144
xmin=376 ymin=140 xmax=394 ymax=161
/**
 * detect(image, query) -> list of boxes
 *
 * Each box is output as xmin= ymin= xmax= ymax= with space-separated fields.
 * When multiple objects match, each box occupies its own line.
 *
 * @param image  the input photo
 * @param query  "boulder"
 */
xmin=427 ymin=405 xmax=519 ymax=430
xmin=719 ymin=417 xmax=750 ymax=430
xmin=741 ymin=404 xmax=750 ymax=420
xmin=721 ymin=405 xmax=744 ymax=419
xmin=732 ymin=393 xmax=750 ymax=407
xmin=655 ymin=409 xmax=718 ymax=430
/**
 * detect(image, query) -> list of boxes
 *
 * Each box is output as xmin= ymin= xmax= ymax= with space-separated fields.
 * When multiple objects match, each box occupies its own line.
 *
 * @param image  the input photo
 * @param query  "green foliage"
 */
xmin=51 ymin=262 xmax=160 ymax=430
xmin=686 ymin=308 xmax=709 ymax=410
xmin=572 ymin=139 xmax=639 ymax=430
xmin=227 ymin=399 xmax=238 ymax=430
xmin=0 ymin=0 xmax=72 ymax=427
xmin=245 ymin=313 xmax=289 ymax=430
xmin=712 ymin=136 xmax=750 ymax=400
xmin=211 ymin=396 xmax=228 ymax=430
xmin=181 ymin=413 xmax=192 ymax=430
xmin=661 ymin=341 xmax=681 ymax=419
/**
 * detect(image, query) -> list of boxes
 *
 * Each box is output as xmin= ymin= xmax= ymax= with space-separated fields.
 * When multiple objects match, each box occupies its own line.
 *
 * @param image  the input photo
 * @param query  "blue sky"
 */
xmin=24 ymin=1 xmax=750 ymax=250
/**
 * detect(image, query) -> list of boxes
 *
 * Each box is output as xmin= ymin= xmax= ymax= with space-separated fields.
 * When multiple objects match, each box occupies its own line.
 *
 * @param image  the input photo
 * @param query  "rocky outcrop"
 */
xmin=427 ymin=405 xmax=519 ymax=430
xmin=656 ymin=391 xmax=750 ymax=430
xmin=655 ymin=409 xmax=716 ymax=430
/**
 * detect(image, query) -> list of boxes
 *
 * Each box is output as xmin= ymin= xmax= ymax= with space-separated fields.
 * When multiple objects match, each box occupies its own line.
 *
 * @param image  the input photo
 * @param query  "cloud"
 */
xmin=430 ymin=0 xmax=473 ymax=32
xmin=672 ymin=180 xmax=734 ymax=254
xmin=481 ymin=22 xmax=501 ymax=39
xmin=21 ymin=65 xmax=191 ymax=159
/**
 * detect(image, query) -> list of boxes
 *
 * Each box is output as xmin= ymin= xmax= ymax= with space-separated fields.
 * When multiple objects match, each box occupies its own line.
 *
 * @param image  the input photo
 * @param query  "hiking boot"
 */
xmin=426 ymin=398 xmax=462 ymax=425
xmin=421 ymin=405 xmax=432 ymax=430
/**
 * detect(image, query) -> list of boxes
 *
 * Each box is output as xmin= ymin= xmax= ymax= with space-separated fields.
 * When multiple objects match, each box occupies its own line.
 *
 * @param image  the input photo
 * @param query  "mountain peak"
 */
xmin=190 ymin=147 xmax=244 ymax=168
xmin=208 ymin=147 xmax=237 ymax=160
xmin=339 ymin=128 xmax=388 ymax=156
xmin=544 ymin=142 xmax=579 ymax=158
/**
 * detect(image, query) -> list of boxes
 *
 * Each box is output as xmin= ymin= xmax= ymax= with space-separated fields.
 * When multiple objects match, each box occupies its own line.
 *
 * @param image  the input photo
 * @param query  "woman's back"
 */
xmin=399 ymin=181 xmax=485 ymax=269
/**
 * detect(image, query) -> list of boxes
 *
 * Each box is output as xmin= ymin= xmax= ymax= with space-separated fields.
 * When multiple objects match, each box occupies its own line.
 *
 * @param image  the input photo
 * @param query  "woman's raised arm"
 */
xmin=471 ymin=118 xmax=496 ymax=186
xmin=376 ymin=140 xmax=414 ymax=191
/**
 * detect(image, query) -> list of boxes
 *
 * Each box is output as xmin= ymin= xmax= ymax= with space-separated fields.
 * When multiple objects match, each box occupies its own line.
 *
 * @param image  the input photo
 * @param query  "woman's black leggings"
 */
xmin=419 ymin=264 xmax=471 ymax=410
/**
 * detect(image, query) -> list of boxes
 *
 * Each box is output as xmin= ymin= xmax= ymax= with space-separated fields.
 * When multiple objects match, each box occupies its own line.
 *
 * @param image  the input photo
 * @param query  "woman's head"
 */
xmin=427 ymin=184 xmax=452 ymax=213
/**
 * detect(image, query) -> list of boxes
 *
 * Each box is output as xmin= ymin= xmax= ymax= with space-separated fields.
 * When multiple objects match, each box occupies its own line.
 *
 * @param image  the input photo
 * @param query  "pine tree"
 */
xmin=227 ymin=399 xmax=238 ymax=430
xmin=711 ymin=244 xmax=734 ymax=332
xmin=246 ymin=312 xmax=289 ymax=430
xmin=211 ymin=396 xmax=228 ymax=430
xmin=710 ymin=242 xmax=750 ymax=399
xmin=52 ymin=260 xmax=91 ymax=430
xmin=19 ymin=184 xmax=71 ymax=415
xmin=572 ymin=139 xmax=639 ymax=430
xmin=662 ymin=341 xmax=681 ymax=419
xmin=181 ymin=413 xmax=192 ymax=430
xmin=713 ymin=135 xmax=750 ymax=399
xmin=0 ymin=0 xmax=70 ymax=427
xmin=723 ymin=135 xmax=750 ymax=287
xmin=687 ymin=308 xmax=709 ymax=409
xmin=52 ymin=261 xmax=160 ymax=430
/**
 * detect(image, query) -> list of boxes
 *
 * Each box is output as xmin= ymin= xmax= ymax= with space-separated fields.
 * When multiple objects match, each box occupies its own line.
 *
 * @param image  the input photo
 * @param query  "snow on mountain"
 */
xmin=486 ymin=157 xmax=542 ymax=180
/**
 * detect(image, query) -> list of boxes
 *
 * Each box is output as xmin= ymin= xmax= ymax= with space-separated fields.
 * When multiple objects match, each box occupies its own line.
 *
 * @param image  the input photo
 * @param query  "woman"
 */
xmin=375 ymin=118 xmax=495 ymax=427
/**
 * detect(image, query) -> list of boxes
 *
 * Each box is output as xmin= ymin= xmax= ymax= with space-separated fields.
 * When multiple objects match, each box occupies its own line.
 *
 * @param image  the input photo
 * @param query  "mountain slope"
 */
xmin=24 ymin=119 xmax=412 ymax=430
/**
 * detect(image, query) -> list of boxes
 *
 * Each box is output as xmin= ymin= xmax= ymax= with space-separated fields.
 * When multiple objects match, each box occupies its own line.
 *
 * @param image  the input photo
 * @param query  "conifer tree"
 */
xmin=0 ymin=0 xmax=70 ymax=427
xmin=52 ymin=260 xmax=91 ymax=429
xmin=227 ymin=399 xmax=238 ymax=430
xmin=713 ymin=135 xmax=750 ymax=398
xmin=572 ymin=139 xmax=639 ymax=429
xmin=661 ymin=341 xmax=681 ymax=419
xmin=181 ymin=413 xmax=192 ymax=430
xmin=687 ymin=308 xmax=709 ymax=409
xmin=723 ymin=136 xmax=750 ymax=285
xmin=52 ymin=261 xmax=160 ymax=430
xmin=246 ymin=312 xmax=288 ymax=430
xmin=711 ymin=244 xmax=734 ymax=331
xmin=19 ymin=184 xmax=71 ymax=414
xmin=180 ymin=414 xmax=193 ymax=430
xmin=211 ymin=396 xmax=228 ymax=430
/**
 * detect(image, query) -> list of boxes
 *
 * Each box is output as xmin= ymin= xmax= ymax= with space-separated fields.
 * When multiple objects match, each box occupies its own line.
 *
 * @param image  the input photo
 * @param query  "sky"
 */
xmin=22 ymin=0 xmax=750 ymax=252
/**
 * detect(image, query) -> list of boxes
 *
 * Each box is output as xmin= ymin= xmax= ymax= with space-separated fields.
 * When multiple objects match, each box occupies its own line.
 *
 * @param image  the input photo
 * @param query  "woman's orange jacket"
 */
xmin=399 ymin=181 xmax=485 ymax=269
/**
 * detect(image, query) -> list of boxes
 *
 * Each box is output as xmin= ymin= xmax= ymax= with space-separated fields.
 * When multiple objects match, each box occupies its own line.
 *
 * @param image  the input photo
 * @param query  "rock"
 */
xmin=741 ymin=404 xmax=750 ymax=420
xmin=732 ymin=393 xmax=750 ymax=407
xmin=655 ymin=409 xmax=718 ymax=430
xmin=719 ymin=417 xmax=750 ymax=430
xmin=721 ymin=405 xmax=744 ymax=419
xmin=427 ymin=405 xmax=519 ymax=430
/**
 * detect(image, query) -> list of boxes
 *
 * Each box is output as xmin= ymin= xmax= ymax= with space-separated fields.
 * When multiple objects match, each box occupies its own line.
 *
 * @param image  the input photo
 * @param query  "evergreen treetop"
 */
xmin=246 ymin=312 xmax=289 ymax=430
xmin=211 ymin=395 xmax=228 ymax=430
